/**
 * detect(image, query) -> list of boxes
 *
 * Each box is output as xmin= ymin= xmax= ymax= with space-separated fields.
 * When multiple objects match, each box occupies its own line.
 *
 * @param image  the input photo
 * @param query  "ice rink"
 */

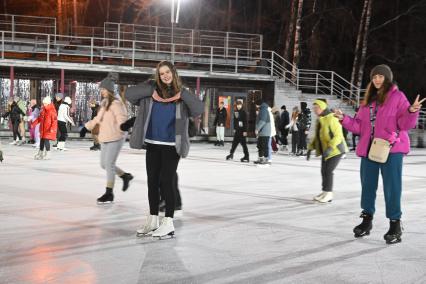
xmin=1 ymin=140 xmax=426 ymax=284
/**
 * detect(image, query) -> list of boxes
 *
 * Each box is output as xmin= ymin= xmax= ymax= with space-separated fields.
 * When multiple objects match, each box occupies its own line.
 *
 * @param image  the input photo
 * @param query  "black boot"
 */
xmin=97 ymin=188 xmax=114 ymax=204
xmin=220 ymin=141 xmax=225 ymax=146
xmin=384 ymin=220 xmax=403 ymax=244
xmin=214 ymin=140 xmax=219 ymax=146
xmin=226 ymin=153 xmax=233 ymax=160
xmin=353 ymin=212 xmax=373 ymax=238
xmin=0 ymin=150 xmax=3 ymax=162
xmin=240 ymin=156 xmax=249 ymax=163
xmin=90 ymin=143 xmax=101 ymax=151
xmin=120 ymin=173 xmax=134 ymax=192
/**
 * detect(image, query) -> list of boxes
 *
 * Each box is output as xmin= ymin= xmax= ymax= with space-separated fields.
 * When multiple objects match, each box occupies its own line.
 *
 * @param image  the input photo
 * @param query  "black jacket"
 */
xmin=214 ymin=107 xmax=227 ymax=126
xmin=233 ymin=108 xmax=247 ymax=133
xmin=280 ymin=110 xmax=290 ymax=130
xmin=3 ymin=102 xmax=25 ymax=122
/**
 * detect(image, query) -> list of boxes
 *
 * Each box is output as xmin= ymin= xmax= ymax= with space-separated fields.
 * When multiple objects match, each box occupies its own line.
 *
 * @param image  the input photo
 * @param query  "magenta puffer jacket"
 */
xmin=342 ymin=85 xmax=419 ymax=157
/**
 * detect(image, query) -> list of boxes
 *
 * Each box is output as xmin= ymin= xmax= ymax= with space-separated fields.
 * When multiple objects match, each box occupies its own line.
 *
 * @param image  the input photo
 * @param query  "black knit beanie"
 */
xmin=370 ymin=64 xmax=393 ymax=82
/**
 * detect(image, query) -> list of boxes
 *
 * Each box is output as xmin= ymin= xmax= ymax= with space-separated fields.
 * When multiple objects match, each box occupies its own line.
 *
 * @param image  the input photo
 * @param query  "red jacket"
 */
xmin=32 ymin=103 xmax=57 ymax=140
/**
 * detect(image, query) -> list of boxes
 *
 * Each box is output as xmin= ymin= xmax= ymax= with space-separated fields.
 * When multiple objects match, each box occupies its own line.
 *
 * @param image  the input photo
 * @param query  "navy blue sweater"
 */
xmin=145 ymin=101 xmax=176 ymax=143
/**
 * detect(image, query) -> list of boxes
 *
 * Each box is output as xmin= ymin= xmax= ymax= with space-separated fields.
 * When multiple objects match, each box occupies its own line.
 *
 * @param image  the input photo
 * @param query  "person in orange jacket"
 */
xmin=32 ymin=96 xmax=58 ymax=160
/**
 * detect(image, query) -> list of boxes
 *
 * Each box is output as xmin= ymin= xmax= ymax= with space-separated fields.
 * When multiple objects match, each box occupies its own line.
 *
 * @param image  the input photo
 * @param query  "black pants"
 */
xmin=257 ymin=136 xmax=269 ymax=158
xmin=279 ymin=128 xmax=289 ymax=146
xmin=298 ymin=130 xmax=307 ymax=151
xmin=230 ymin=132 xmax=249 ymax=157
xmin=58 ymin=121 xmax=68 ymax=142
xmin=160 ymin=173 xmax=182 ymax=208
xmin=146 ymin=143 xmax=180 ymax=218
xmin=291 ymin=131 xmax=299 ymax=153
xmin=321 ymin=154 xmax=342 ymax=192
xmin=352 ymin=134 xmax=358 ymax=149
xmin=39 ymin=138 xmax=51 ymax=151
xmin=12 ymin=120 xmax=22 ymax=141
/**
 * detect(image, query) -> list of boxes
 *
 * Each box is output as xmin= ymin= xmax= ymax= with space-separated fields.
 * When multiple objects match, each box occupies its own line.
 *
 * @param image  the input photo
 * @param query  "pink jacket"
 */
xmin=85 ymin=98 xmax=127 ymax=143
xmin=342 ymin=85 xmax=419 ymax=157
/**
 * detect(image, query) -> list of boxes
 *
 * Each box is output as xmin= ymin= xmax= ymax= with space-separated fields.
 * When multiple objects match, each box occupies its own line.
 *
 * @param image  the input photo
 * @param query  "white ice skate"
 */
xmin=57 ymin=142 xmax=68 ymax=151
xmin=34 ymin=150 xmax=44 ymax=160
xmin=316 ymin=192 xmax=333 ymax=203
xmin=136 ymin=215 xmax=159 ymax=236
xmin=313 ymin=191 xmax=326 ymax=201
xmin=152 ymin=217 xmax=175 ymax=239
xmin=43 ymin=150 xmax=51 ymax=160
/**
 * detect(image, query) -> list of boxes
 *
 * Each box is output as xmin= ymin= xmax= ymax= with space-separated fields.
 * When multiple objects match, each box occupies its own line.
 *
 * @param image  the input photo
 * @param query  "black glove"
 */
xmin=80 ymin=127 xmax=88 ymax=138
xmin=120 ymin=117 xmax=136 ymax=131
xmin=306 ymin=150 xmax=311 ymax=161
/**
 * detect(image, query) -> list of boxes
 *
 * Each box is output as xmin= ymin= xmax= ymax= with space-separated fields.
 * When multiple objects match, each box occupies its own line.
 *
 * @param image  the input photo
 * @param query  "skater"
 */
xmin=286 ymin=106 xmax=300 ymax=155
xmin=307 ymin=99 xmax=348 ymax=203
xmin=334 ymin=64 xmax=424 ymax=244
xmin=253 ymin=97 xmax=271 ymax=165
xmin=125 ymin=60 xmax=203 ymax=239
xmin=297 ymin=102 xmax=311 ymax=156
xmin=0 ymin=141 xmax=3 ymax=162
xmin=226 ymin=99 xmax=249 ymax=162
xmin=85 ymin=74 xmax=134 ymax=204
xmin=57 ymin=96 xmax=75 ymax=150
xmin=213 ymin=101 xmax=227 ymax=146
xmin=15 ymin=97 xmax=28 ymax=144
xmin=2 ymin=99 xmax=25 ymax=145
xmin=279 ymin=105 xmax=290 ymax=150
xmin=53 ymin=93 xmax=64 ymax=148
xmin=32 ymin=96 xmax=58 ymax=160
xmin=28 ymin=100 xmax=41 ymax=148
xmin=120 ymin=116 xmax=183 ymax=215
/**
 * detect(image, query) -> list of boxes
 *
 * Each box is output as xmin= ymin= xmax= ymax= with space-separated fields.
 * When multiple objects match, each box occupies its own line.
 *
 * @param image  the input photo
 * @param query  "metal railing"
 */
xmin=0 ymin=13 xmax=365 ymax=108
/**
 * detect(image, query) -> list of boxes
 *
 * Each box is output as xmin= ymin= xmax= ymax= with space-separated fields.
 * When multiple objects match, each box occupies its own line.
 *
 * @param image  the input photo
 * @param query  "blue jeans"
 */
xmin=360 ymin=153 xmax=403 ymax=220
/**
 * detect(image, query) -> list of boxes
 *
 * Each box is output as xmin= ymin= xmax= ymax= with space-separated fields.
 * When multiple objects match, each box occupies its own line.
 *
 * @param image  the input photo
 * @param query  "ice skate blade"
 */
xmin=354 ymin=231 xmax=370 ymax=238
xmin=136 ymin=231 xmax=154 ymax=237
xmin=97 ymin=201 xmax=113 ymax=205
xmin=154 ymin=232 xmax=175 ymax=240
xmin=385 ymin=238 xmax=401 ymax=244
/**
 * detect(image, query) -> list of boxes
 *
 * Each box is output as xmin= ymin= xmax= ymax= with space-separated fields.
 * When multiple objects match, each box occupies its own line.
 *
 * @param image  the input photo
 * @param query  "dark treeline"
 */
xmin=2 ymin=0 xmax=426 ymax=100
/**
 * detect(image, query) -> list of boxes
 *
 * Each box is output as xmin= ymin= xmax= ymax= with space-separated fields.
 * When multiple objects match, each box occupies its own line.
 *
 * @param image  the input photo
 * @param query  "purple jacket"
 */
xmin=342 ymin=85 xmax=419 ymax=157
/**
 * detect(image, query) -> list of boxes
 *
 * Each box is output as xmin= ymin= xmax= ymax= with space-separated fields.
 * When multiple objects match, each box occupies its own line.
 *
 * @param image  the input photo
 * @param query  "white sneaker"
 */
xmin=313 ymin=191 xmax=326 ymax=201
xmin=316 ymin=192 xmax=333 ymax=203
xmin=136 ymin=215 xmax=159 ymax=235
xmin=9 ymin=140 xmax=17 ymax=145
xmin=152 ymin=217 xmax=175 ymax=238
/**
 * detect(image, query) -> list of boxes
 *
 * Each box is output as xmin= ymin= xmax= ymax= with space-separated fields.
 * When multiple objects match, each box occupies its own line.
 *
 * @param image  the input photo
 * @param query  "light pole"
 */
xmin=171 ymin=0 xmax=181 ymax=64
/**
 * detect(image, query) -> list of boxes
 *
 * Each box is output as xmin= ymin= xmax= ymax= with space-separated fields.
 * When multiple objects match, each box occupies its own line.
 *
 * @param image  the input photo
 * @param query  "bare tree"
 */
xmin=350 ymin=0 xmax=369 ymax=97
xmin=292 ymin=0 xmax=304 ymax=75
xmin=283 ymin=0 xmax=297 ymax=61
xmin=356 ymin=0 xmax=373 ymax=92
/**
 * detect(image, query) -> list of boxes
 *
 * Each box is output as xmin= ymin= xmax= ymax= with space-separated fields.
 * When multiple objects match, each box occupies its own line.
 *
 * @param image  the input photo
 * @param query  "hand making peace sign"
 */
xmin=409 ymin=95 xmax=426 ymax=113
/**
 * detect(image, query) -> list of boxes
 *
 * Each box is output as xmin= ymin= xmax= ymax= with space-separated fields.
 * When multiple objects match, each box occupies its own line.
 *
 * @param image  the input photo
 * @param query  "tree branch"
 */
xmin=369 ymin=0 xmax=426 ymax=34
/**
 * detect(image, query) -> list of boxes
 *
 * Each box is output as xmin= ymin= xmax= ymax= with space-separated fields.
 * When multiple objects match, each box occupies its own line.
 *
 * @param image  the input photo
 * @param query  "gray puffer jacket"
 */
xmin=125 ymin=81 xmax=204 ymax=158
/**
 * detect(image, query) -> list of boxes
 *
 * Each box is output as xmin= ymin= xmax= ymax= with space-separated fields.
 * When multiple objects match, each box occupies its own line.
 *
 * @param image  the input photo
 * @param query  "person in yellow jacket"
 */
xmin=307 ymin=99 xmax=348 ymax=203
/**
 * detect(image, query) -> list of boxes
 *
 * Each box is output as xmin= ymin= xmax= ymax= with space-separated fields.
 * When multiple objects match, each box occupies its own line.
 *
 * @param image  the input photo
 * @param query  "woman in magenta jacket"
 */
xmin=335 ymin=64 xmax=424 ymax=244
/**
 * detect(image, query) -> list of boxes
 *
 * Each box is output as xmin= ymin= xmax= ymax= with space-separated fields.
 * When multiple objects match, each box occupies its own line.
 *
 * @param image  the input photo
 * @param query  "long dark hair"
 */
xmin=363 ymin=78 xmax=393 ymax=106
xmin=155 ymin=61 xmax=182 ymax=99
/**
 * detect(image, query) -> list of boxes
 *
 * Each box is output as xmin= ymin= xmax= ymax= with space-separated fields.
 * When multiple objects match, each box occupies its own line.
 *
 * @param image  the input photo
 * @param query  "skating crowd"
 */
xmin=0 ymin=63 xmax=424 ymax=243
